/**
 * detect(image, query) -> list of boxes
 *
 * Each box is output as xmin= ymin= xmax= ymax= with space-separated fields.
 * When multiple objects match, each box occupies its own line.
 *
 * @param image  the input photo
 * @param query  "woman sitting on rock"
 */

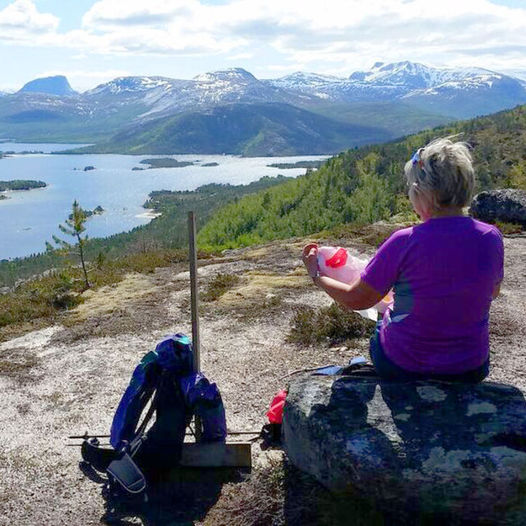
xmin=302 ymin=138 xmax=503 ymax=382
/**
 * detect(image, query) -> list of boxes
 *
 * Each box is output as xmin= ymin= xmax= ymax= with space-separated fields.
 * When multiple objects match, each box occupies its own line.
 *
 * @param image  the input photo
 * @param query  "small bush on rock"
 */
xmin=201 ymin=273 xmax=241 ymax=302
xmin=495 ymin=221 xmax=524 ymax=235
xmin=288 ymin=303 xmax=375 ymax=345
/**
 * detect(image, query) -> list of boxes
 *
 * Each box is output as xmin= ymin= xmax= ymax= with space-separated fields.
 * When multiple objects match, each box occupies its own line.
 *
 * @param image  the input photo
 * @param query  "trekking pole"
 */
xmin=188 ymin=211 xmax=202 ymax=442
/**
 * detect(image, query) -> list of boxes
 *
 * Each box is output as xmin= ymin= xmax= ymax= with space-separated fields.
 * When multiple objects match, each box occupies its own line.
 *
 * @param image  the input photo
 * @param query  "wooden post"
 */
xmin=188 ymin=211 xmax=202 ymax=441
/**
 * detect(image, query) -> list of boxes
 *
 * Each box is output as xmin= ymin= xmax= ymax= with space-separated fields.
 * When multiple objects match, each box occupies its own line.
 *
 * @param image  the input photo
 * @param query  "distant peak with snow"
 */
xmin=350 ymin=61 xmax=505 ymax=89
xmin=86 ymin=76 xmax=173 ymax=96
xmin=193 ymin=68 xmax=258 ymax=84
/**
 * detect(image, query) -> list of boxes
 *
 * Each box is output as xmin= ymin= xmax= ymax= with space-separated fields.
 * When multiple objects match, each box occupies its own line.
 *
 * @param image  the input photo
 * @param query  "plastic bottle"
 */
xmin=317 ymin=246 xmax=366 ymax=285
xmin=317 ymin=246 xmax=393 ymax=319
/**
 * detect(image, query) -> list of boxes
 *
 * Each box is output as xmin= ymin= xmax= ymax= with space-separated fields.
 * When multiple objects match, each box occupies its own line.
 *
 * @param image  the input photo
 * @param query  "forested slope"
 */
xmin=198 ymin=105 xmax=526 ymax=249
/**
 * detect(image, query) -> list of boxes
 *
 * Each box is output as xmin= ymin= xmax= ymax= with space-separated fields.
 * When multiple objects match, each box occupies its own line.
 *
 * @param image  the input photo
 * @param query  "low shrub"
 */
xmin=288 ymin=303 xmax=375 ymax=345
xmin=0 ymin=272 xmax=81 ymax=328
xmin=201 ymin=273 xmax=241 ymax=302
xmin=320 ymin=222 xmax=403 ymax=247
xmin=494 ymin=221 xmax=524 ymax=235
xmin=0 ymin=248 xmax=190 ymax=333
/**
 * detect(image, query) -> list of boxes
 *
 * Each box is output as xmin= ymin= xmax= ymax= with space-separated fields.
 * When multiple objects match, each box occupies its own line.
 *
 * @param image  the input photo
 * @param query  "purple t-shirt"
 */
xmin=361 ymin=217 xmax=504 ymax=374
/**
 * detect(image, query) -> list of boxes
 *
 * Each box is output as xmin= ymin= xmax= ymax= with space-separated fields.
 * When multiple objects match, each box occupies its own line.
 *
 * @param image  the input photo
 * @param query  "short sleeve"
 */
xmin=360 ymin=228 xmax=411 ymax=295
xmin=492 ymin=227 xmax=504 ymax=285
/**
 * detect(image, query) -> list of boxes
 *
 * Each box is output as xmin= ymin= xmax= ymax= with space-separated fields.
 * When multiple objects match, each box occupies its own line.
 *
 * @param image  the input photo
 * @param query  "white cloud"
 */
xmin=0 ymin=0 xmax=58 ymax=41
xmin=82 ymin=0 xmax=193 ymax=27
xmin=227 ymin=52 xmax=254 ymax=60
xmin=78 ymin=0 xmax=242 ymax=55
xmin=2 ymin=0 xmax=526 ymax=75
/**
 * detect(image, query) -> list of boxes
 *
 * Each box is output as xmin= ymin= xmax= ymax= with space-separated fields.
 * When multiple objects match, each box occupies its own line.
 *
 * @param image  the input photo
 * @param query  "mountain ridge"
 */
xmin=2 ymin=62 xmax=526 ymax=152
xmin=18 ymin=75 xmax=77 ymax=97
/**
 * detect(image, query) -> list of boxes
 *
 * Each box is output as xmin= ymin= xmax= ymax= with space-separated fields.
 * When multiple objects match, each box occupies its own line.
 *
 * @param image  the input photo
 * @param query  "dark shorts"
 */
xmin=369 ymin=322 xmax=489 ymax=383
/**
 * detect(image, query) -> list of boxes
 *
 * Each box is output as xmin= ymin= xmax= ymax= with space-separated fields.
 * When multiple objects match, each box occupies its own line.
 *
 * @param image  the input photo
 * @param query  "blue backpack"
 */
xmin=82 ymin=334 xmax=227 ymax=494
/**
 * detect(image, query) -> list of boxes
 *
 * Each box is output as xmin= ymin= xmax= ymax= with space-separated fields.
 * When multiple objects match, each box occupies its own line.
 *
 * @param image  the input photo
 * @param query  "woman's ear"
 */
xmin=409 ymin=184 xmax=433 ymax=221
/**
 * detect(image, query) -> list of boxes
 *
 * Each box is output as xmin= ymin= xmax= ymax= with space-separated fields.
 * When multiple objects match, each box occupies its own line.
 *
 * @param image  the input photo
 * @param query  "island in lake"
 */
xmin=69 ymin=205 xmax=104 ymax=220
xmin=0 ymin=180 xmax=47 ymax=191
xmin=0 ymin=150 xmax=44 ymax=155
xmin=138 ymin=158 xmax=195 ymax=169
xmin=72 ymin=166 xmax=96 ymax=171
xmin=267 ymin=160 xmax=325 ymax=169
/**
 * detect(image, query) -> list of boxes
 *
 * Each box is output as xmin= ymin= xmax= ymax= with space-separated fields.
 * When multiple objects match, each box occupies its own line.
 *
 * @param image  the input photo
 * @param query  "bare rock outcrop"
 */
xmin=283 ymin=375 xmax=526 ymax=524
xmin=470 ymin=189 xmax=526 ymax=225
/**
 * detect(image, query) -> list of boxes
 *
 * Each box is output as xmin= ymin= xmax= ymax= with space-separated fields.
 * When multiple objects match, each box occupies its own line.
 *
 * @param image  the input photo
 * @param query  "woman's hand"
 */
xmin=302 ymin=243 xmax=319 ymax=278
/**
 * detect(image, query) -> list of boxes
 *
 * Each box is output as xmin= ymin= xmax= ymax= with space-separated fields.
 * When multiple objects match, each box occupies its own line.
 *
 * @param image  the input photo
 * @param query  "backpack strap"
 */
xmin=134 ymin=377 xmax=163 ymax=439
xmin=104 ymin=375 xmax=165 ymax=495
xmin=106 ymin=451 xmax=146 ymax=494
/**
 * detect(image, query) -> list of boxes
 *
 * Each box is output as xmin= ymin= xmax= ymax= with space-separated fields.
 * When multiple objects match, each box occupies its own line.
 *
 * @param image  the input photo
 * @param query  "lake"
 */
xmin=0 ymin=143 xmax=328 ymax=260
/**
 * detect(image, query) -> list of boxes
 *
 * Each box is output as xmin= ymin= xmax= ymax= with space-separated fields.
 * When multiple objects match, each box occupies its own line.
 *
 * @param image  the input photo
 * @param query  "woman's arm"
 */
xmin=302 ymin=244 xmax=383 ymax=310
xmin=492 ymin=282 xmax=501 ymax=299
xmin=313 ymin=275 xmax=384 ymax=310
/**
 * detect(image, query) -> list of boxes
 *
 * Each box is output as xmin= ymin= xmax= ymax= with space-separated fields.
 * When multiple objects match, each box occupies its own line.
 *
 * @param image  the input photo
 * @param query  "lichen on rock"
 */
xmin=283 ymin=375 xmax=526 ymax=523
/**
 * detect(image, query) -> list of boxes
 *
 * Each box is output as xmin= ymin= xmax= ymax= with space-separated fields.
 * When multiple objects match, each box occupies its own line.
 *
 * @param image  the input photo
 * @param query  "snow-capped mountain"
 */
xmin=80 ymin=68 xmax=311 ymax=121
xmin=85 ymin=76 xmax=175 ymax=96
xmin=350 ymin=61 xmax=476 ymax=88
xmin=8 ymin=63 xmax=521 ymax=123
xmin=189 ymin=68 xmax=284 ymax=105
xmin=2 ymin=62 xmax=526 ymax=148
xmin=268 ymin=61 xmax=526 ymax=109
xmin=267 ymin=72 xmax=342 ymax=99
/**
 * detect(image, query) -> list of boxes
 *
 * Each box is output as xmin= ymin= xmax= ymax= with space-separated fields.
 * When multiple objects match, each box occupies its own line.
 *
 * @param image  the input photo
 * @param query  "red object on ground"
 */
xmin=325 ymin=247 xmax=348 ymax=268
xmin=266 ymin=389 xmax=288 ymax=424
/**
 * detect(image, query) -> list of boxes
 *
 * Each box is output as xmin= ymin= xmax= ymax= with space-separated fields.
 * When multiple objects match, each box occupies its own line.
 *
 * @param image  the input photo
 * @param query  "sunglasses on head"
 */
xmin=411 ymin=148 xmax=426 ymax=172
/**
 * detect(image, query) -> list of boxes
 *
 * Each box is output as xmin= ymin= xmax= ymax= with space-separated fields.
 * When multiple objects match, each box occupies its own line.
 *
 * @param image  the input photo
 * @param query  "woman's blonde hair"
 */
xmin=404 ymin=137 xmax=475 ymax=210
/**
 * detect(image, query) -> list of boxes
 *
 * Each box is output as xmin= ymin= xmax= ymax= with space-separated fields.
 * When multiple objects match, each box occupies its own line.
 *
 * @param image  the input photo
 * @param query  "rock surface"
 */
xmin=470 ymin=189 xmax=526 ymax=226
xmin=283 ymin=375 xmax=526 ymax=523
xmin=0 ymin=234 xmax=524 ymax=525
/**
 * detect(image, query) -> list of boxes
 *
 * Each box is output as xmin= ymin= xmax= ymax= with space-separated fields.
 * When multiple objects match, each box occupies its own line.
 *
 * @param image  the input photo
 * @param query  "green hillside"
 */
xmin=73 ymin=102 xmax=393 ymax=156
xmin=306 ymin=100 xmax=452 ymax=137
xmin=198 ymin=104 xmax=526 ymax=249
xmin=0 ymin=95 xmax=147 ymax=143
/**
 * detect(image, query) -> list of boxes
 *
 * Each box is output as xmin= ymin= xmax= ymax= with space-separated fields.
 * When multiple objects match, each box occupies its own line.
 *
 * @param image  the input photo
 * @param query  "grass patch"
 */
xmin=202 ymin=456 xmax=285 ymax=526
xmin=202 ymin=456 xmax=385 ymax=526
xmin=288 ymin=303 xmax=375 ymax=346
xmin=0 ymin=348 xmax=39 ymax=377
xmin=201 ymin=273 xmax=241 ymax=302
xmin=201 ymin=271 xmax=307 ymax=322
xmin=0 ymin=272 xmax=81 ymax=329
xmin=494 ymin=221 xmax=524 ymax=235
xmin=0 ymin=248 xmax=189 ymax=334
xmin=68 ymin=273 xmax=154 ymax=323
xmin=236 ymin=294 xmax=284 ymax=322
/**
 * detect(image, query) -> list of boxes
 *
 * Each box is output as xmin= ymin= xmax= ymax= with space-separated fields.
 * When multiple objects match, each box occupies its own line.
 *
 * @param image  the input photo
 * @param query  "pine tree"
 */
xmin=46 ymin=200 xmax=90 ymax=289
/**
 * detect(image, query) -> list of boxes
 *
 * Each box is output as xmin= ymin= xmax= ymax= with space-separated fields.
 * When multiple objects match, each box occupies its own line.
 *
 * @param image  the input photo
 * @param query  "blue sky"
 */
xmin=1 ymin=0 xmax=526 ymax=91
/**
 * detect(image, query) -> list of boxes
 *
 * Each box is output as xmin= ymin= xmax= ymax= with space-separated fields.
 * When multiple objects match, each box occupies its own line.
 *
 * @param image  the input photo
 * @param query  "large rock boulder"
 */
xmin=283 ymin=375 xmax=526 ymax=523
xmin=470 ymin=189 xmax=526 ymax=226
